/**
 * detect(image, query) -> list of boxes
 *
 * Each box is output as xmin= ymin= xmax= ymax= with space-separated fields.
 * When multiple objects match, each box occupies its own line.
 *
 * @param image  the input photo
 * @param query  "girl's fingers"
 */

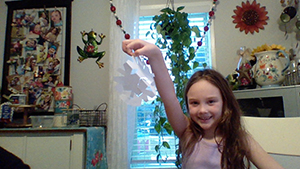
xmin=122 ymin=40 xmax=135 ymax=56
xmin=122 ymin=39 xmax=144 ymax=56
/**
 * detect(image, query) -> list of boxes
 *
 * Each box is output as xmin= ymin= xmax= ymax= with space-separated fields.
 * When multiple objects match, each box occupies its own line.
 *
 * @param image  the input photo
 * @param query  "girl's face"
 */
xmin=41 ymin=12 xmax=46 ymax=18
xmin=31 ymin=59 xmax=36 ymax=67
xmin=187 ymin=79 xmax=223 ymax=137
xmin=51 ymin=28 xmax=57 ymax=33
xmin=27 ymin=40 xmax=35 ymax=47
xmin=34 ymin=24 xmax=41 ymax=33
xmin=51 ymin=11 xmax=61 ymax=23
xmin=49 ymin=47 xmax=56 ymax=54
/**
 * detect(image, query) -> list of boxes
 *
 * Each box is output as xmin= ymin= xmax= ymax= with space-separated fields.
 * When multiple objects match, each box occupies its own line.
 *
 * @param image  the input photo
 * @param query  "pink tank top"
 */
xmin=182 ymin=139 xmax=221 ymax=169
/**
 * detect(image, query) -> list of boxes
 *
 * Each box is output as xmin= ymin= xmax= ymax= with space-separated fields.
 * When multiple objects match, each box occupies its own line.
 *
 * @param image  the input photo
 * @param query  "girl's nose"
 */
xmin=198 ymin=104 xmax=208 ymax=114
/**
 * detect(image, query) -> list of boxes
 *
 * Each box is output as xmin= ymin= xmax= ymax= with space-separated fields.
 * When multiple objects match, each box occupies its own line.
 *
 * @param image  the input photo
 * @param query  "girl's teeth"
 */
xmin=200 ymin=114 xmax=211 ymax=120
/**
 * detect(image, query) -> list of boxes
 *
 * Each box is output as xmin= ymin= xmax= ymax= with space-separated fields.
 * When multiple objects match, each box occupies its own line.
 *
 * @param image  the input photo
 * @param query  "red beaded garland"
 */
xmin=110 ymin=6 xmax=116 ymax=12
xmin=109 ymin=0 xmax=217 ymax=43
xmin=204 ymin=26 xmax=209 ymax=32
xmin=197 ymin=41 xmax=203 ymax=47
xmin=116 ymin=20 xmax=122 ymax=25
xmin=110 ymin=0 xmax=131 ymax=39
xmin=197 ymin=0 xmax=218 ymax=47
xmin=125 ymin=33 xmax=130 ymax=39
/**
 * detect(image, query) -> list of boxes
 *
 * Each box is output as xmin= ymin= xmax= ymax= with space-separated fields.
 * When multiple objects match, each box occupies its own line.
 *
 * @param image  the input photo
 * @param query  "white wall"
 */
xmin=70 ymin=0 xmax=110 ymax=109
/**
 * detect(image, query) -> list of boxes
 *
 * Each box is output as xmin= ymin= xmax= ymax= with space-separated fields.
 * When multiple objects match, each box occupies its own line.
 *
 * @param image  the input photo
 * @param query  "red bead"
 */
xmin=197 ymin=41 xmax=202 ymax=46
xmin=116 ymin=19 xmax=122 ymax=25
xmin=146 ymin=60 xmax=150 ymax=64
xmin=209 ymin=11 xmax=214 ymax=17
xmin=204 ymin=26 xmax=209 ymax=32
xmin=125 ymin=33 xmax=130 ymax=39
xmin=110 ymin=6 xmax=116 ymax=12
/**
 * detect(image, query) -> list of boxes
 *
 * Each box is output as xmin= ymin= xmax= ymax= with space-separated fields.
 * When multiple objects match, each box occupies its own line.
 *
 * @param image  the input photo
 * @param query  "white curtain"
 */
xmin=107 ymin=0 xmax=139 ymax=168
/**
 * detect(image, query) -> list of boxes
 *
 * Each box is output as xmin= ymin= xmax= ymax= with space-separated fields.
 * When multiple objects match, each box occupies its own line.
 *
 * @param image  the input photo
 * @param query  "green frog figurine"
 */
xmin=77 ymin=30 xmax=106 ymax=68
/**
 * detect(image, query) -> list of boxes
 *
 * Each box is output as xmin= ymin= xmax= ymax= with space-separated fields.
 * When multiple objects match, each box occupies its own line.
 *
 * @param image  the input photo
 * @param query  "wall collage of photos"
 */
xmin=6 ymin=7 xmax=67 ymax=112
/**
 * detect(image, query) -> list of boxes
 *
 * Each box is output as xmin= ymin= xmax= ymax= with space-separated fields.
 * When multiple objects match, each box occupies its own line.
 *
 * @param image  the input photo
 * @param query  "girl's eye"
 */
xmin=190 ymin=101 xmax=199 ymax=105
xmin=208 ymin=100 xmax=216 ymax=104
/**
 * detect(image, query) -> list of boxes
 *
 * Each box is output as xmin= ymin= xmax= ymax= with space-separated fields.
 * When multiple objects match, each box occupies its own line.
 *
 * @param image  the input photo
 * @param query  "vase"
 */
xmin=251 ymin=50 xmax=290 ymax=88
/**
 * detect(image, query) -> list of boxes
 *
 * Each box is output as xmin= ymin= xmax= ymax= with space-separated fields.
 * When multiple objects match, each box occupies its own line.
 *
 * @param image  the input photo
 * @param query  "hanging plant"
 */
xmin=232 ymin=0 xmax=269 ymax=34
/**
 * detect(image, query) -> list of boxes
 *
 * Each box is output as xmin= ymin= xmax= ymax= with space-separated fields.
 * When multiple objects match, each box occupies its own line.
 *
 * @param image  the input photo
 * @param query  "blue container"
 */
xmin=54 ymin=100 xmax=73 ymax=113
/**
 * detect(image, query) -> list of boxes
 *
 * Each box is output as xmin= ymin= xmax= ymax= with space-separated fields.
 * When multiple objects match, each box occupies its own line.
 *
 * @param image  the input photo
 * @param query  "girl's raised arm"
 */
xmin=122 ymin=39 xmax=188 ymax=137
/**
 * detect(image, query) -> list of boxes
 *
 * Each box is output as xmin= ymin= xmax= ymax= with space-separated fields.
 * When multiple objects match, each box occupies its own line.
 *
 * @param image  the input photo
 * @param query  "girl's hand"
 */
xmin=122 ymin=39 xmax=161 ymax=59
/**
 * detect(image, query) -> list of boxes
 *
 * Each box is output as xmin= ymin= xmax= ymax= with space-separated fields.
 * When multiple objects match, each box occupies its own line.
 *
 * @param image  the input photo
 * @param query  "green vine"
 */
xmin=147 ymin=6 xmax=204 ymax=168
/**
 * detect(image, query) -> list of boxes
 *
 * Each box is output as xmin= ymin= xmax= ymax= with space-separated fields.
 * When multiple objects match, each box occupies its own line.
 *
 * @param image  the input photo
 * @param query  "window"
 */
xmin=130 ymin=12 xmax=211 ymax=169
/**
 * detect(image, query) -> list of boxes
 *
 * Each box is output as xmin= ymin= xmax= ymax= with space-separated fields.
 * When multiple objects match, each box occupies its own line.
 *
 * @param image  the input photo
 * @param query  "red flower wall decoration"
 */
xmin=232 ymin=0 xmax=269 ymax=34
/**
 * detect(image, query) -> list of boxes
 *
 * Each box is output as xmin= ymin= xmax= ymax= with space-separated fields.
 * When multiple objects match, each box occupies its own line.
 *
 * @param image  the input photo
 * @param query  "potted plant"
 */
xmin=147 ymin=6 xmax=203 ymax=168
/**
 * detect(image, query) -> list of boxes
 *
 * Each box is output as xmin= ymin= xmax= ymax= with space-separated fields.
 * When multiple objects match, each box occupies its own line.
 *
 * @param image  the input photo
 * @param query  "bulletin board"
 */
xmin=1 ymin=0 xmax=72 ymax=112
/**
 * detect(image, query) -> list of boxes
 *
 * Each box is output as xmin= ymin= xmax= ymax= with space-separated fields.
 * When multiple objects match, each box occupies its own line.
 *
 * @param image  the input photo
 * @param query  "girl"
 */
xmin=39 ymin=11 xmax=49 ymax=27
xmin=122 ymin=39 xmax=284 ymax=169
xmin=29 ymin=23 xmax=41 ymax=35
xmin=50 ymin=10 xmax=62 ymax=27
xmin=45 ymin=27 xmax=60 ymax=43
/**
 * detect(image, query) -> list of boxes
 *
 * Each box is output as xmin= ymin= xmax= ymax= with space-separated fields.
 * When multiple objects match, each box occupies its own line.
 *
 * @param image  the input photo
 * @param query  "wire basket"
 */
xmin=78 ymin=103 xmax=107 ymax=127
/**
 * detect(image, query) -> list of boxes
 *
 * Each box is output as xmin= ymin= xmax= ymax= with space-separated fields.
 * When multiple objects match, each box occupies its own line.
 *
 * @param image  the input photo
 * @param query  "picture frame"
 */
xmin=1 ymin=0 xmax=73 ymax=113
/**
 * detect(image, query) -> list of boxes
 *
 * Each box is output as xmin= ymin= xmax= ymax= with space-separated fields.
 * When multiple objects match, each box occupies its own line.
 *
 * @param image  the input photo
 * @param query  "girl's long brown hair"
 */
xmin=180 ymin=69 xmax=250 ymax=169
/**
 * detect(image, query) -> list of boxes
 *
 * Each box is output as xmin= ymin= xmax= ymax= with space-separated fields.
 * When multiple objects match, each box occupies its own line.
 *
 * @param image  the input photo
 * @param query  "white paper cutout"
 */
xmin=114 ymin=57 xmax=156 ymax=106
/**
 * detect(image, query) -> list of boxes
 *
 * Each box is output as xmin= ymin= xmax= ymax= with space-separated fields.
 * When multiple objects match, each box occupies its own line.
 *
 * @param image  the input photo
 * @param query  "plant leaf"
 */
xmin=156 ymin=153 xmax=161 ymax=162
xmin=163 ymin=122 xmax=173 ymax=135
xmin=155 ymin=145 xmax=160 ymax=152
xmin=191 ymin=26 xmax=201 ymax=37
xmin=162 ymin=141 xmax=171 ymax=149
xmin=159 ymin=117 xmax=167 ymax=125
xmin=160 ymin=7 xmax=173 ymax=14
xmin=151 ymin=33 xmax=155 ymax=39
xmin=193 ymin=62 xmax=199 ymax=69
xmin=155 ymin=123 xmax=162 ymax=133
xmin=155 ymin=24 xmax=162 ymax=34
xmin=146 ymin=31 xmax=150 ymax=37
xmin=177 ymin=6 xmax=185 ymax=12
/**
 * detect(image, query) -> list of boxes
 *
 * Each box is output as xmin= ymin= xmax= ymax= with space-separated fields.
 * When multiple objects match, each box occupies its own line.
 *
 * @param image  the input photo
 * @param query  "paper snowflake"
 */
xmin=114 ymin=57 xmax=156 ymax=106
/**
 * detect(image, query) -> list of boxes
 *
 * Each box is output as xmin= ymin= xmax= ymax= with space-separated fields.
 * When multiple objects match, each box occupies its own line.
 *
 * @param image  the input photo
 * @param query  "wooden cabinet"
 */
xmin=0 ymin=127 xmax=107 ymax=169
xmin=0 ymin=136 xmax=25 ymax=159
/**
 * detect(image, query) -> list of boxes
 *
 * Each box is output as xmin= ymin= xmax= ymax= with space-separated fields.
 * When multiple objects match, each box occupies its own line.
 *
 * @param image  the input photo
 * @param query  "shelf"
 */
xmin=233 ymin=85 xmax=300 ymax=93
xmin=9 ymin=104 xmax=38 ymax=125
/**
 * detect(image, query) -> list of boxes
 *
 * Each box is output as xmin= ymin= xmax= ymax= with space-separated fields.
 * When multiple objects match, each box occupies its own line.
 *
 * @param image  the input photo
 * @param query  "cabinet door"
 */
xmin=0 ymin=135 xmax=26 ymax=159
xmin=294 ymin=87 xmax=300 ymax=117
xmin=25 ymin=134 xmax=72 ymax=169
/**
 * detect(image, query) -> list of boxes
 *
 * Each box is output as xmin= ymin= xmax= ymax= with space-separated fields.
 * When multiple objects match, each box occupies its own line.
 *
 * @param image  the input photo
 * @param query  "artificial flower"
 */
xmin=251 ymin=44 xmax=287 ymax=56
xmin=232 ymin=0 xmax=269 ymax=34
